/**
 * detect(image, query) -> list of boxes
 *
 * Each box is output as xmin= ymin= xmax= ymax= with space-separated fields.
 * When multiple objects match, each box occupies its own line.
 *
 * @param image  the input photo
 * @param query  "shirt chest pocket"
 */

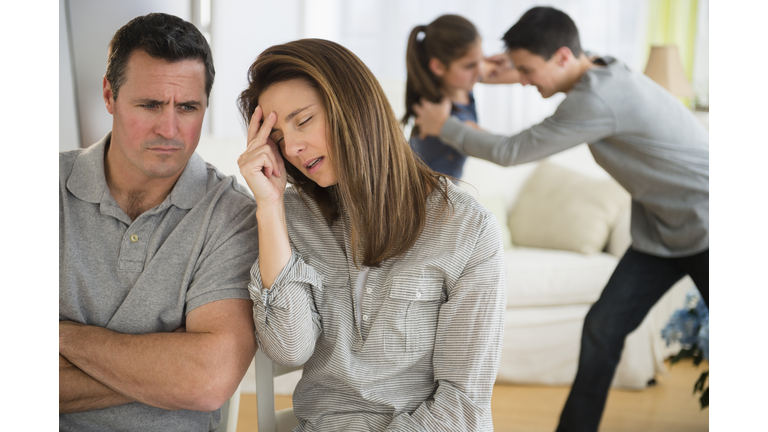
xmin=383 ymin=274 xmax=444 ymax=353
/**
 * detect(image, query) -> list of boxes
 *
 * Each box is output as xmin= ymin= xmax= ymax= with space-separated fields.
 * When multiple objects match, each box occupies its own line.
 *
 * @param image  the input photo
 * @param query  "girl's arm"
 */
xmin=481 ymin=53 xmax=522 ymax=84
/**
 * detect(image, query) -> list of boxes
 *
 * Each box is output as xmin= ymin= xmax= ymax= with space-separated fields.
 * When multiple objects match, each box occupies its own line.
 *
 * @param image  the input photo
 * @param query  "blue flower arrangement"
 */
xmin=661 ymin=288 xmax=708 ymax=409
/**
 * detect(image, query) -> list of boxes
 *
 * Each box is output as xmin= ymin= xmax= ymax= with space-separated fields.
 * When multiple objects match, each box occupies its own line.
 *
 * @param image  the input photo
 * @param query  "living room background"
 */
xmin=59 ymin=0 xmax=708 ymax=158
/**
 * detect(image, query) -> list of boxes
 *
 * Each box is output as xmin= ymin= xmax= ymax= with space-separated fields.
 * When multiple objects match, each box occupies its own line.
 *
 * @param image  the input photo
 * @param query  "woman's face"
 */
xmin=439 ymin=37 xmax=484 ymax=94
xmin=260 ymin=79 xmax=337 ymax=187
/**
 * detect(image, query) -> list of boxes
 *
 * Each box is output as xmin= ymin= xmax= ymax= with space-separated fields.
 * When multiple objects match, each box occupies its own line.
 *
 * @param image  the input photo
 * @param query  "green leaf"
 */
xmin=693 ymin=371 xmax=708 ymax=394
xmin=699 ymin=387 xmax=709 ymax=409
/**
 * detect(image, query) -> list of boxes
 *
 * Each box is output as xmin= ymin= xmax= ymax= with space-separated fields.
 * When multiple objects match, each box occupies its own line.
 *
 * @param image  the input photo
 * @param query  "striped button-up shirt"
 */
xmin=249 ymin=180 xmax=507 ymax=431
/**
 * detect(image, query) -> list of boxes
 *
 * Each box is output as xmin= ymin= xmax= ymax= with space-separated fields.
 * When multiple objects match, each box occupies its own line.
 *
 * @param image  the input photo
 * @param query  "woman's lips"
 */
xmin=305 ymin=157 xmax=324 ymax=174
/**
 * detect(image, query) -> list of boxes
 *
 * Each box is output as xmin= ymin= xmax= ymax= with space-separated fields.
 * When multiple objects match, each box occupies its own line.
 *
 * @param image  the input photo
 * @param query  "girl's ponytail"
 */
xmin=402 ymin=15 xmax=479 ymax=129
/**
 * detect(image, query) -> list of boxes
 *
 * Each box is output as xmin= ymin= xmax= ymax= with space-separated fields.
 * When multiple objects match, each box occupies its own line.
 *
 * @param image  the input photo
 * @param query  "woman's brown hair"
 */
xmin=402 ymin=14 xmax=480 ymax=130
xmin=238 ymin=39 xmax=450 ymax=268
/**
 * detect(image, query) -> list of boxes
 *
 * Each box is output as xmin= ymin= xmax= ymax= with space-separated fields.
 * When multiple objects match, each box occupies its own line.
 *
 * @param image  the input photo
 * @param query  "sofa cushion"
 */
xmin=508 ymin=161 xmax=630 ymax=254
xmin=505 ymin=247 xmax=618 ymax=307
xmin=606 ymin=207 xmax=632 ymax=257
xmin=477 ymin=195 xmax=514 ymax=250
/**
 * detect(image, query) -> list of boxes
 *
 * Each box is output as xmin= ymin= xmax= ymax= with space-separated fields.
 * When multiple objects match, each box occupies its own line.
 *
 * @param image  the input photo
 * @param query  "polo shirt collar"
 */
xmin=67 ymin=132 xmax=208 ymax=210
xmin=169 ymin=147 xmax=208 ymax=210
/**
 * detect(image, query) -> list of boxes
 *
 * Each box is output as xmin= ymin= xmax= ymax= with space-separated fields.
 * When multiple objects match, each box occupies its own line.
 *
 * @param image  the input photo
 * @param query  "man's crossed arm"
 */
xmin=59 ymin=298 xmax=256 ymax=413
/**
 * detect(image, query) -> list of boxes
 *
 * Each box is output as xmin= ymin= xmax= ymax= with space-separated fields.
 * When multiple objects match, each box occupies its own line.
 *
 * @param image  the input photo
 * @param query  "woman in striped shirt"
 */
xmin=237 ymin=39 xmax=507 ymax=432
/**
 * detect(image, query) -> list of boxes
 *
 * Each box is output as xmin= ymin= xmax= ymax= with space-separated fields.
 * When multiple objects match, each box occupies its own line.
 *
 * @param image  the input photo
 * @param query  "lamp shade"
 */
xmin=643 ymin=45 xmax=695 ymax=98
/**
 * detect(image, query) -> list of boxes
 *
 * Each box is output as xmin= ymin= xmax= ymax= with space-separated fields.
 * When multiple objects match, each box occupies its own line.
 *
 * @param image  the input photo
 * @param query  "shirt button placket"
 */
xmin=118 ymin=218 xmax=151 ymax=273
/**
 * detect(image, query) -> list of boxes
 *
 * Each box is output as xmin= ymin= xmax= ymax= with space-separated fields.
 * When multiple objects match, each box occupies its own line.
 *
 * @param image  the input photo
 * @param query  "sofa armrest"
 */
xmin=606 ymin=207 xmax=631 ymax=258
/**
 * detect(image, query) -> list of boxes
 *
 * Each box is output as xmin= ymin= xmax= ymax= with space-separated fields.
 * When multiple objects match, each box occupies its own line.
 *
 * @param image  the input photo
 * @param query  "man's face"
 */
xmin=103 ymin=50 xmax=207 ymax=183
xmin=508 ymin=48 xmax=566 ymax=98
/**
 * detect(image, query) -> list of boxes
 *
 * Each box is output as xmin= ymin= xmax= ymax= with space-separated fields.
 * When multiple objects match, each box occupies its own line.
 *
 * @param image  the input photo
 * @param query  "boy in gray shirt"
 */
xmin=59 ymin=13 xmax=258 ymax=431
xmin=413 ymin=6 xmax=708 ymax=432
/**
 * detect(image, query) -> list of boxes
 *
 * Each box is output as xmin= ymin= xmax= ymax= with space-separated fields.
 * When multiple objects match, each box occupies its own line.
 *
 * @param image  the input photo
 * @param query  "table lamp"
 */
xmin=643 ymin=45 xmax=695 ymax=99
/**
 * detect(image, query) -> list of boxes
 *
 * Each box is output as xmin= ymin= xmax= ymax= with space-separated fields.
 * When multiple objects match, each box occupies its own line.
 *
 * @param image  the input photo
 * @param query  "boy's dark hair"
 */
xmin=502 ymin=6 xmax=582 ymax=60
xmin=105 ymin=13 xmax=214 ymax=103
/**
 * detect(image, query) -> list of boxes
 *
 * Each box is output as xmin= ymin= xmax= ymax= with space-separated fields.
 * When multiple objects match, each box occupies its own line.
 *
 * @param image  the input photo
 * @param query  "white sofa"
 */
xmin=460 ymin=146 xmax=692 ymax=390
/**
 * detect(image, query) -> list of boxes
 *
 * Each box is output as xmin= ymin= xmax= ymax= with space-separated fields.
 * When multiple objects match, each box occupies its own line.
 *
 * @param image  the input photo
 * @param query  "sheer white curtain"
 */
xmin=208 ymin=0 xmax=649 ymax=139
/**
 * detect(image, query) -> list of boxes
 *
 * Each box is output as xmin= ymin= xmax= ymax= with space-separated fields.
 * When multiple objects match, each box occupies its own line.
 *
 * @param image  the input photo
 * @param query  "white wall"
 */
xmin=208 ymin=0 xmax=302 ymax=139
xmin=59 ymin=0 xmax=80 ymax=151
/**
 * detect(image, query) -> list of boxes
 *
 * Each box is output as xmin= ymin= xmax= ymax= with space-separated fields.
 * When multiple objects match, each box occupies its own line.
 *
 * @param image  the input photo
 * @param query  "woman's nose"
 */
xmin=282 ymin=134 xmax=305 ymax=156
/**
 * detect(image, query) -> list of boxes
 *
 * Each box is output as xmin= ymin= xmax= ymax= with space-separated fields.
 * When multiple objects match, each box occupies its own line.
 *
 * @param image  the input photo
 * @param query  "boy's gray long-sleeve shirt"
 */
xmin=440 ymin=56 xmax=709 ymax=258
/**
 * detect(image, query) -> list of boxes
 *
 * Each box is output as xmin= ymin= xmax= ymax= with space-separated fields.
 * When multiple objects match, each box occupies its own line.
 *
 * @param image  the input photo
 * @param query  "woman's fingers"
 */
xmin=243 ymin=110 xmax=282 ymax=176
xmin=246 ymin=107 xmax=277 ymax=149
xmin=247 ymin=106 xmax=263 ymax=146
xmin=264 ymin=136 xmax=284 ymax=178
xmin=238 ymin=109 xmax=288 ymax=205
xmin=254 ymin=111 xmax=278 ymax=149
xmin=239 ymin=144 xmax=279 ymax=179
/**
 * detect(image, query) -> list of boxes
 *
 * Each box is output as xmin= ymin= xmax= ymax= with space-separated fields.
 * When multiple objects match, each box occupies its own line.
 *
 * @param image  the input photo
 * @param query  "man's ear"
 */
xmin=554 ymin=46 xmax=574 ymax=67
xmin=428 ymin=58 xmax=446 ymax=77
xmin=103 ymin=76 xmax=115 ymax=114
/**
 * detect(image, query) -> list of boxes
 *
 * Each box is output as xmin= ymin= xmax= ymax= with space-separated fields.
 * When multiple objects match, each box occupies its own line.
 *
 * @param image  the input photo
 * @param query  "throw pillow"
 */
xmin=477 ymin=195 xmax=514 ymax=250
xmin=508 ymin=161 xmax=630 ymax=254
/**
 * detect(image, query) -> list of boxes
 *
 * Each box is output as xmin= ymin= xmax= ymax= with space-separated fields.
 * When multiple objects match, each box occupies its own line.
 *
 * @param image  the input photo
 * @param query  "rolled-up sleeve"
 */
xmin=248 ymin=251 xmax=323 ymax=367
xmin=385 ymin=212 xmax=508 ymax=431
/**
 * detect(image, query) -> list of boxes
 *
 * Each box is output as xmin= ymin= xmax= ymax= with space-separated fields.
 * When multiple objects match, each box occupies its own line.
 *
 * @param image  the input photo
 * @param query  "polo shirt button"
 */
xmin=130 ymin=234 xmax=139 ymax=243
xmin=366 ymin=288 xmax=372 ymax=294
xmin=363 ymin=314 xmax=369 ymax=321
xmin=416 ymin=292 xmax=422 ymax=299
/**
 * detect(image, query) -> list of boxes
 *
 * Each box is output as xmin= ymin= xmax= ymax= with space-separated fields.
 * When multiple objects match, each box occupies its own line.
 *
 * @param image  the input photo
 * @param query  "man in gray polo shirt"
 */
xmin=59 ymin=13 xmax=258 ymax=431
xmin=413 ymin=6 xmax=708 ymax=432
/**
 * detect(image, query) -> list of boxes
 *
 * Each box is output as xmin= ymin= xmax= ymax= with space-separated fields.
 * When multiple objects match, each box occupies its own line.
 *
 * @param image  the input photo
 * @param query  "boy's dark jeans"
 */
xmin=556 ymin=247 xmax=709 ymax=432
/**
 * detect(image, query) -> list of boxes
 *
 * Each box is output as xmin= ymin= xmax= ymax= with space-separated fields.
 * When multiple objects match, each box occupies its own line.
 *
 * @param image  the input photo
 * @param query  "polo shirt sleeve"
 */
xmin=185 ymin=204 xmax=259 ymax=313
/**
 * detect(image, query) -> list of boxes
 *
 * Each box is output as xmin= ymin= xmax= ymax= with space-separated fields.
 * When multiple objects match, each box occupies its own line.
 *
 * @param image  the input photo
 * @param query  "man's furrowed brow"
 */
xmin=133 ymin=98 xmax=203 ymax=106
xmin=135 ymin=98 xmax=167 ymax=105
xmin=177 ymin=100 xmax=203 ymax=107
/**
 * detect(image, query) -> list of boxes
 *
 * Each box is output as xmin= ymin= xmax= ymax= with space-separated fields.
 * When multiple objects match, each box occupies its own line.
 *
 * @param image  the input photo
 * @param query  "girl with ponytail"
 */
xmin=402 ymin=15 xmax=483 ymax=179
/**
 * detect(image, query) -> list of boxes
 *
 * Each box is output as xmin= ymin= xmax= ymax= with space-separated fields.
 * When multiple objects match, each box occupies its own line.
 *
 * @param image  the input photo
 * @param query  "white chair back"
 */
xmin=255 ymin=348 xmax=302 ymax=432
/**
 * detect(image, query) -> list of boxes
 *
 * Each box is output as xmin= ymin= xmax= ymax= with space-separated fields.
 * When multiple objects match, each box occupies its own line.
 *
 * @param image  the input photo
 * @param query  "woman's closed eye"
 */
xmin=269 ymin=116 xmax=313 ymax=145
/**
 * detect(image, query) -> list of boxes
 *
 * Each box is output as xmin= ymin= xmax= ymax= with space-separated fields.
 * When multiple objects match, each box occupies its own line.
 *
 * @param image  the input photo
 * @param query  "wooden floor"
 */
xmin=235 ymin=358 xmax=708 ymax=431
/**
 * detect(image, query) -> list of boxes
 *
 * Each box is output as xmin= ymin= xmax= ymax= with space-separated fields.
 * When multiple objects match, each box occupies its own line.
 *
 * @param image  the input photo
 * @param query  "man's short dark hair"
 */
xmin=502 ymin=6 xmax=582 ymax=60
xmin=105 ymin=13 xmax=214 ymax=103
